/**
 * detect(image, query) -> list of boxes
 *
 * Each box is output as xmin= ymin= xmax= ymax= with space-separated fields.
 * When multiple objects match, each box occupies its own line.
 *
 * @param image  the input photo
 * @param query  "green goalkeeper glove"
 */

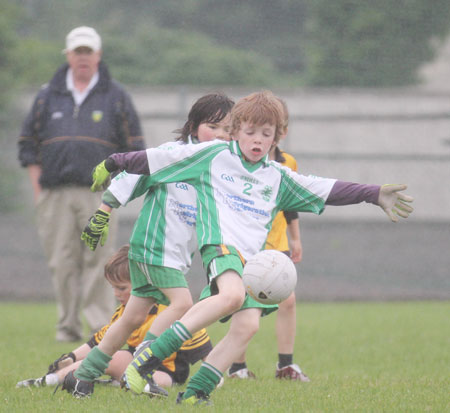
xmin=81 ymin=209 xmax=111 ymax=250
xmin=378 ymin=184 xmax=414 ymax=222
xmin=91 ymin=160 xmax=111 ymax=192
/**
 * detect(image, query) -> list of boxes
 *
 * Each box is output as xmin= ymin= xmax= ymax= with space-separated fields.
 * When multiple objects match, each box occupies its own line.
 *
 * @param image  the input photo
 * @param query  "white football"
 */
xmin=243 ymin=250 xmax=297 ymax=305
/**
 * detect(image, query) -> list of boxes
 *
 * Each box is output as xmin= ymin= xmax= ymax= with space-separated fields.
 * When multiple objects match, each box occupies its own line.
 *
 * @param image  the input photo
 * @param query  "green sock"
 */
xmin=183 ymin=362 xmax=222 ymax=399
xmin=74 ymin=347 xmax=112 ymax=381
xmin=143 ymin=331 xmax=158 ymax=341
xmin=151 ymin=321 xmax=192 ymax=361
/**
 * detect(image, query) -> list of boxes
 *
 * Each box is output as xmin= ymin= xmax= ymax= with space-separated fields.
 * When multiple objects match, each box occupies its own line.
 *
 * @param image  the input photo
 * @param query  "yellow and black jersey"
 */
xmin=87 ymin=303 xmax=165 ymax=349
xmin=265 ymin=149 xmax=299 ymax=252
xmin=158 ymin=328 xmax=213 ymax=384
xmin=87 ymin=303 xmax=212 ymax=384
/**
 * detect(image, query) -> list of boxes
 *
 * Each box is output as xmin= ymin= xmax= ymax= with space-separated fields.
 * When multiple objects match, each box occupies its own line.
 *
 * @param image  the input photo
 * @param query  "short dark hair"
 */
xmin=175 ymin=93 xmax=234 ymax=142
xmin=104 ymin=245 xmax=130 ymax=284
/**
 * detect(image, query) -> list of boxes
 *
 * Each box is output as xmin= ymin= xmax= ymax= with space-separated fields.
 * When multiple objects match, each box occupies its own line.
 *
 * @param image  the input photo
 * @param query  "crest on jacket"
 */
xmin=92 ymin=110 xmax=103 ymax=122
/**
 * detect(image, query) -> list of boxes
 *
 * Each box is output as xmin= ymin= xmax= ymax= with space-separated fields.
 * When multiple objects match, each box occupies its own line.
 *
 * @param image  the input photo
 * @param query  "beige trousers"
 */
xmin=36 ymin=186 xmax=118 ymax=341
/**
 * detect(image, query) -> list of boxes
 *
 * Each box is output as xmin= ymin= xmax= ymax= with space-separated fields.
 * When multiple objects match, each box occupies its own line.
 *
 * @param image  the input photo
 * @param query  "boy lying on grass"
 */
xmin=17 ymin=245 xmax=212 ymax=396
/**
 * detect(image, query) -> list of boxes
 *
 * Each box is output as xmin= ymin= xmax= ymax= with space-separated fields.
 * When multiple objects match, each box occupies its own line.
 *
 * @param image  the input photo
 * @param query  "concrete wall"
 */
xmin=10 ymin=83 xmax=449 ymax=301
xmin=119 ymin=86 xmax=450 ymax=223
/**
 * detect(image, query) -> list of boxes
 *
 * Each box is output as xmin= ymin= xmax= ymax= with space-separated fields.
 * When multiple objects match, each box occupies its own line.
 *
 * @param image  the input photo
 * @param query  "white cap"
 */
xmin=64 ymin=26 xmax=101 ymax=52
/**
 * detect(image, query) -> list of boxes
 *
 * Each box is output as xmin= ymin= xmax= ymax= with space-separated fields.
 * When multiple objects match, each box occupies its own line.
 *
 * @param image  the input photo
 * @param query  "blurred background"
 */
xmin=1 ymin=0 xmax=449 ymax=301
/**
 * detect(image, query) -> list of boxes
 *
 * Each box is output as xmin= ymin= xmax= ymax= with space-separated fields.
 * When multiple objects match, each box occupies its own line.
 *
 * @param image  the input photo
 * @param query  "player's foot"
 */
xmin=275 ymin=363 xmax=310 ymax=382
xmin=143 ymin=377 xmax=168 ymax=398
xmin=227 ymin=367 xmax=256 ymax=379
xmin=61 ymin=371 xmax=94 ymax=398
xmin=176 ymin=391 xmax=212 ymax=406
xmin=122 ymin=340 xmax=160 ymax=395
xmin=16 ymin=376 xmax=46 ymax=388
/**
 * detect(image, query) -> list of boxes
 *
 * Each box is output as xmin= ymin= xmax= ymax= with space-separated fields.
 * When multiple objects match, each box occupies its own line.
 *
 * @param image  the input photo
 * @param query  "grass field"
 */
xmin=1 ymin=301 xmax=448 ymax=412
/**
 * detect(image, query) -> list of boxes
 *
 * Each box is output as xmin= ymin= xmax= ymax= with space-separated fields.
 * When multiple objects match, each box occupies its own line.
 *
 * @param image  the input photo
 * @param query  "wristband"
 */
xmin=105 ymin=157 xmax=118 ymax=172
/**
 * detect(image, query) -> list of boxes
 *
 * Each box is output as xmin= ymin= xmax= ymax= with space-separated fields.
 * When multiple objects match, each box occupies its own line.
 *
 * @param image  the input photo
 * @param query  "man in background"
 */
xmin=18 ymin=26 xmax=145 ymax=342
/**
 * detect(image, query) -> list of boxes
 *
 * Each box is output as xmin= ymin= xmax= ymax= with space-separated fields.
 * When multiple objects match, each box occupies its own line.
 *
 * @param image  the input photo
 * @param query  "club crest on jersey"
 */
xmin=260 ymin=185 xmax=273 ymax=202
xmin=92 ymin=110 xmax=103 ymax=122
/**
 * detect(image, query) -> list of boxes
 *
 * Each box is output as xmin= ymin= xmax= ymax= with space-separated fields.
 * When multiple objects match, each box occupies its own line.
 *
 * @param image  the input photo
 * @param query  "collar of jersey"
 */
xmin=229 ymin=141 xmax=269 ymax=172
xmin=188 ymin=135 xmax=199 ymax=144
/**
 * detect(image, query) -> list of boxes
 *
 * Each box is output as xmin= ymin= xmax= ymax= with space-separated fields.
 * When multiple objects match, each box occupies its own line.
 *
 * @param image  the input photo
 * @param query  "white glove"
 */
xmin=378 ymin=184 xmax=414 ymax=222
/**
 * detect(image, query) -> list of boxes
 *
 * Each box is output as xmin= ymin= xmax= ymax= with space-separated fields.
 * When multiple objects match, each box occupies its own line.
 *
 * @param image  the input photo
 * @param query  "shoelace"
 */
xmin=52 ymin=383 xmax=61 ymax=395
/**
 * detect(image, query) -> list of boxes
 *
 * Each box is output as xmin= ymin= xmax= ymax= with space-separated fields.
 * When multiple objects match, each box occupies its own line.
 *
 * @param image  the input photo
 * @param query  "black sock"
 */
xmin=229 ymin=362 xmax=247 ymax=374
xmin=278 ymin=354 xmax=293 ymax=368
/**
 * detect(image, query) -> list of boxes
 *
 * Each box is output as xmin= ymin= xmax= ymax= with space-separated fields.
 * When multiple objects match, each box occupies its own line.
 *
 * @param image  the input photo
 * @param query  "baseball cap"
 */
xmin=64 ymin=26 xmax=102 ymax=52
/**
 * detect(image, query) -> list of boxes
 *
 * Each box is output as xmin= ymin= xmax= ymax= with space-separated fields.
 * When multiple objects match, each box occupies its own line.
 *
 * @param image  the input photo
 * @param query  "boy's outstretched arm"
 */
xmin=47 ymin=344 xmax=92 ymax=373
xmin=326 ymin=182 xmax=414 ymax=222
xmin=91 ymin=151 xmax=149 ymax=192
xmin=16 ymin=343 xmax=92 ymax=388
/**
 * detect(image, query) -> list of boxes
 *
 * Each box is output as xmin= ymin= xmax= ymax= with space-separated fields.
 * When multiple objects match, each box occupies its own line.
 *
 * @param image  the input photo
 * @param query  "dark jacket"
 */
xmin=18 ymin=61 xmax=145 ymax=188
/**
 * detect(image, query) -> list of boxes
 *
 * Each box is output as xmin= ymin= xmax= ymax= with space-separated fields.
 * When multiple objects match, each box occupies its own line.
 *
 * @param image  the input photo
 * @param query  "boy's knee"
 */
xmin=181 ymin=294 xmax=194 ymax=310
xmin=280 ymin=292 xmax=296 ymax=310
xmin=172 ymin=298 xmax=193 ymax=314
xmin=241 ymin=319 xmax=260 ymax=338
xmin=167 ymin=290 xmax=194 ymax=313
xmin=124 ymin=311 xmax=147 ymax=329
xmin=222 ymin=290 xmax=245 ymax=313
xmin=215 ymin=271 xmax=246 ymax=312
xmin=232 ymin=314 xmax=260 ymax=342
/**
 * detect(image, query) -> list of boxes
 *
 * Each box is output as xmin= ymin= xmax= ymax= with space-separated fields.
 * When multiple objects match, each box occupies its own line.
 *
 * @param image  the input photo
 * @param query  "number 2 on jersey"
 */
xmin=243 ymin=182 xmax=253 ymax=195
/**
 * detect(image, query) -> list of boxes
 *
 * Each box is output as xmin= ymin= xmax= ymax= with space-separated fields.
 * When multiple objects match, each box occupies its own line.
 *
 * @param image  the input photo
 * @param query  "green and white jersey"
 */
xmin=136 ymin=140 xmax=336 ymax=260
xmin=106 ymin=140 xmax=198 ymax=273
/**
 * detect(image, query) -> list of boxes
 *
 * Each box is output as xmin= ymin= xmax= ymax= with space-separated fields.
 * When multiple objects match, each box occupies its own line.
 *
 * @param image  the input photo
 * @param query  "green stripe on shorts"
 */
xmin=129 ymin=259 xmax=188 ymax=305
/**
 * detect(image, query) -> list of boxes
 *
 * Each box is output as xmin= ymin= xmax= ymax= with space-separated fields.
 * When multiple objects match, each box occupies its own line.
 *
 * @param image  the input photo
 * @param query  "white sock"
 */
xmin=45 ymin=373 xmax=59 ymax=386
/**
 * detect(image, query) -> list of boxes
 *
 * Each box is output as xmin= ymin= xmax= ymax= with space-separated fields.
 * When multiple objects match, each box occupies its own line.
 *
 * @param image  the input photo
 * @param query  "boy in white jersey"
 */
xmin=62 ymin=93 xmax=234 ymax=397
xmin=228 ymin=97 xmax=309 ymax=382
xmin=87 ymin=90 xmax=413 ymax=405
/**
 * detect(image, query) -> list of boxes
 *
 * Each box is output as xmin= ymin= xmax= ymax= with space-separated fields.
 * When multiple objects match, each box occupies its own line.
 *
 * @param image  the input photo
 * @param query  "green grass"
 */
xmin=1 ymin=301 xmax=448 ymax=412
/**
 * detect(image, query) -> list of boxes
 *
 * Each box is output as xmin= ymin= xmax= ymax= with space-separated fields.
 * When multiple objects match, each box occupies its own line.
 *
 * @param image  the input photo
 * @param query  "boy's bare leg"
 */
xmin=123 ymin=270 xmax=245 ymax=394
xmin=180 ymin=270 xmax=245 ymax=334
xmin=104 ymin=350 xmax=133 ymax=381
xmin=56 ymin=360 xmax=83 ymax=383
xmin=276 ymin=291 xmax=296 ymax=354
xmin=203 ymin=307 xmax=262 ymax=372
xmin=227 ymin=292 xmax=297 ymax=379
xmin=98 ymin=295 xmax=155 ymax=356
xmin=178 ymin=308 xmax=262 ymax=403
xmin=148 ymin=287 xmax=193 ymax=336
xmin=66 ymin=294 xmax=154 ymax=388
xmin=35 ymin=350 xmax=172 ymax=389
xmin=275 ymin=291 xmax=309 ymax=381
